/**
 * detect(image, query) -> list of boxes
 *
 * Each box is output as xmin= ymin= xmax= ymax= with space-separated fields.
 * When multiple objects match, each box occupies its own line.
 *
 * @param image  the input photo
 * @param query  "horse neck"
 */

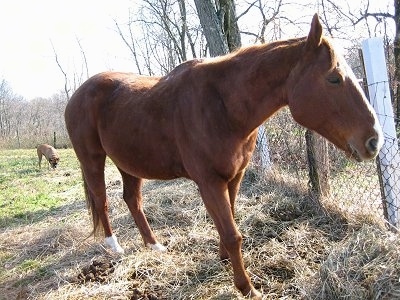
xmin=212 ymin=39 xmax=305 ymax=135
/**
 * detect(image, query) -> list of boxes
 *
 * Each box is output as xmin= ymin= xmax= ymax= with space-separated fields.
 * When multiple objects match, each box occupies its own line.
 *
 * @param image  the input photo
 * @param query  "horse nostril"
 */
xmin=366 ymin=137 xmax=378 ymax=154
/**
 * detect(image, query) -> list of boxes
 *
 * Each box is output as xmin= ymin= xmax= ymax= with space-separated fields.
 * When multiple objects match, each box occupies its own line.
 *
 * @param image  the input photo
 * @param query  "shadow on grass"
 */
xmin=0 ymin=222 xmax=92 ymax=300
xmin=241 ymin=167 xmax=348 ymax=237
xmin=0 ymin=199 xmax=85 ymax=230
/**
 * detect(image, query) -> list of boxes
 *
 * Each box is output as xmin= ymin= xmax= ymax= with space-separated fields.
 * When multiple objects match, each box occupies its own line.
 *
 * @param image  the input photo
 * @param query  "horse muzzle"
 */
xmin=365 ymin=136 xmax=380 ymax=157
xmin=348 ymin=132 xmax=383 ymax=162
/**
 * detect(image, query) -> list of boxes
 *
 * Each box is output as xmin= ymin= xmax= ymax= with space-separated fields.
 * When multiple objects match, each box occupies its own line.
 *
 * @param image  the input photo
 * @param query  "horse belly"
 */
xmin=104 ymin=141 xmax=187 ymax=180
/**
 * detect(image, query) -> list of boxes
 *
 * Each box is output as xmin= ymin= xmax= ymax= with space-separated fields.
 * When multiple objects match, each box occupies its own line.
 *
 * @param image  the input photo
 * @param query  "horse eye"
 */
xmin=327 ymin=76 xmax=341 ymax=85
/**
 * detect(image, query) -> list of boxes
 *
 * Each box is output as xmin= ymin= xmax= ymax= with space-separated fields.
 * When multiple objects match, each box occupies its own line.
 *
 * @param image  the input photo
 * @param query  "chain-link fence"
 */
xmin=256 ymin=96 xmax=400 ymax=231
xmin=368 ymin=79 xmax=400 ymax=230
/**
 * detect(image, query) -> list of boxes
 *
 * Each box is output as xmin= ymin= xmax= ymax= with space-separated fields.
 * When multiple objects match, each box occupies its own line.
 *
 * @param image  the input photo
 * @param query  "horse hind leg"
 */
xmin=118 ymin=168 xmax=166 ymax=252
xmin=80 ymin=155 xmax=124 ymax=253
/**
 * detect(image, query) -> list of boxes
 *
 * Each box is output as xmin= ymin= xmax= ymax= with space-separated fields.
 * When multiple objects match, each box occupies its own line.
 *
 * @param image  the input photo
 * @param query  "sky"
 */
xmin=0 ymin=0 xmax=136 ymax=99
xmin=0 ymin=0 xmax=394 ymax=100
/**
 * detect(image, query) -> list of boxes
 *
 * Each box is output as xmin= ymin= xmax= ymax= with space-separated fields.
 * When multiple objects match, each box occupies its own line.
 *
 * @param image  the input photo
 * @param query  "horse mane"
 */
xmin=152 ymin=35 xmax=338 ymax=99
xmin=155 ymin=29 xmax=342 ymax=90
xmin=204 ymin=37 xmax=306 ymax=64
xmin=156 ymin=37 xmax=307 ymax=81
xmin=203 ymin=35 xmax=338 ymax=72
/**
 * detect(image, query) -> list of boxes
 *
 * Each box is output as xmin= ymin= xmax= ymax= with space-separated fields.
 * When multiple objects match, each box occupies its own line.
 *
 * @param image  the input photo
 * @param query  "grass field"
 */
xmin=1 ymin=148 xmax=400 ymax=299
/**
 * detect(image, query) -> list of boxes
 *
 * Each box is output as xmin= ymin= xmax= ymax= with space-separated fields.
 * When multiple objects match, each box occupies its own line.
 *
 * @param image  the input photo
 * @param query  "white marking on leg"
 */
xmin=146 ymin=242 xmax=167 ymax=252
xmin=104 ymin=234 xmax=125 ymax=254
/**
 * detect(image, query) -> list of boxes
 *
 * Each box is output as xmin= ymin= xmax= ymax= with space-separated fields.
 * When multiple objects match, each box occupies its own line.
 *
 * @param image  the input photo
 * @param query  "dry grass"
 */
xmin=1 ymin=151 xmax=400 ymax=300
xmin=311 ymin=225 xmax=400 ymax=299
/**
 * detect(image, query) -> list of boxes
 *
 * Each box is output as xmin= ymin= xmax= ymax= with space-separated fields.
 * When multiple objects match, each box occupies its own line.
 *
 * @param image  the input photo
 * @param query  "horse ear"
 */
xmin=305 ymin=13 xmax=323 ymax=50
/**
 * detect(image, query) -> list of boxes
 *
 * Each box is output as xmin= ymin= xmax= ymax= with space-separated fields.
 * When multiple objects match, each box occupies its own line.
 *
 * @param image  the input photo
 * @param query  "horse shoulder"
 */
xmin=174 ymin=79 xmax=257 ymax=181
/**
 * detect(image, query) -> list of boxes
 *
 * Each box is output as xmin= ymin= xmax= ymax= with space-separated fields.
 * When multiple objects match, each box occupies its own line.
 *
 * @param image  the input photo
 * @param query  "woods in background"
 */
xmin=0 ymin=0 xmax=396 ymax=149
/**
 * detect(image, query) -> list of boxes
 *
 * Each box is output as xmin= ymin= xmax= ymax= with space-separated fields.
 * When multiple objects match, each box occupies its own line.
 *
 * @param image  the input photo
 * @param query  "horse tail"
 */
xmin=81 ymin=170 xmax=102 ymax=236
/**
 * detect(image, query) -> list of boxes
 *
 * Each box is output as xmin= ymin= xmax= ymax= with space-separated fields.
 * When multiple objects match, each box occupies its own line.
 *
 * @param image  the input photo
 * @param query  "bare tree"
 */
xmin=179 ymin=0 xmax=197 ymax=58
xmin=0 ymin=80 xmax=13 ymax=138
xmin=237 ymin=0 xmax=283 ymax=44
xmin=51 ymin=41 xmax=71 ymax=100
xmin=320 ymin=0 xmax=393 ymax=36
xmin=0 ymin=75 xmax=70 ymax=148
xmin=115 ymin=0 xmax=203 ymax=75
xmin=194 ymin=0 xmax=231 ymax=55
xmin=76 ymin=37 xmax=89 ymax=79
xmin=114 ymin=13 xmax=144 ymax=75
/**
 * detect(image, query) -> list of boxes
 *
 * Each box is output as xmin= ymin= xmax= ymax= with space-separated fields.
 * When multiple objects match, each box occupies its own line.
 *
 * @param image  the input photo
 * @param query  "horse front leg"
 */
xmin=198 ymin=179 xmax=261 ymax=299
xmin=219 ymin=170 xmax=246 ymax=261
xmin=118 ymin=169 xmax=166 ymax=252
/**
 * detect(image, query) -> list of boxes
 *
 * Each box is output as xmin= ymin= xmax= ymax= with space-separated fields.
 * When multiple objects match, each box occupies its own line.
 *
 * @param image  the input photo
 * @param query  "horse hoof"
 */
xmin=250 ymin=289 xmax=262 ymax=300
xmin=104 ymin=235 xmax=125 ymax=254
xmin=147 ymin=242 xmax=167 ymax=252
xmin=113 ymin=245 xmax=125 ymax=254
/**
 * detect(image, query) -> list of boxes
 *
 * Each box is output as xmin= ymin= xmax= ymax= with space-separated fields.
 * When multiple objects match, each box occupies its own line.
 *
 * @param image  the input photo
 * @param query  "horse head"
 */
xmin=287 ymin=14 xmax=383 ymax=161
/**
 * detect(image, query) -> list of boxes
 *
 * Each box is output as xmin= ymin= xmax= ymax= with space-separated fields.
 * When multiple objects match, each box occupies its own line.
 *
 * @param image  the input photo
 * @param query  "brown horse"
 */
xmin=65 ymin=14 xmax=383 ymax=299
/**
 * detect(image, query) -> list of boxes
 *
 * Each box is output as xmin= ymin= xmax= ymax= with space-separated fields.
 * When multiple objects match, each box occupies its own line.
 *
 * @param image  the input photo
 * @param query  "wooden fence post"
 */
xmin=305 ymin=130 xmax=330 ymax=199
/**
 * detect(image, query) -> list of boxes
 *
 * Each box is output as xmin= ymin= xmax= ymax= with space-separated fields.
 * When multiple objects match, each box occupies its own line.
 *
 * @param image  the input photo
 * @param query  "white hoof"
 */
xmin=147 ymin=242 xmax=167 ymax=252
xmin=104 ymin=235 xmax=125 ymax=254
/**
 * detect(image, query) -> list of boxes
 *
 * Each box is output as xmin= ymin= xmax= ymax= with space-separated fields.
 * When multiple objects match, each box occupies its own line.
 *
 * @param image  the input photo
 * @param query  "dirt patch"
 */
xmin=70 ymin=259 xmax=166 ymax=299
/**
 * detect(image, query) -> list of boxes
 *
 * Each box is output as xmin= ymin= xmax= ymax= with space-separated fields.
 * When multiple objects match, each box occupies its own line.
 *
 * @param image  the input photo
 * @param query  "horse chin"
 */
xmin=346 ymin=143 xmax=365 ymax=162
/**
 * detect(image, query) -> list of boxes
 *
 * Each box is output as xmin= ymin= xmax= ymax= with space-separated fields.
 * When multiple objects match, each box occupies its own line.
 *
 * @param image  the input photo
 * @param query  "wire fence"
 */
xmin=369 ymin=78 xmax=400 ymax=230
xmin=256 ymin=90 xmax=400 ymax=231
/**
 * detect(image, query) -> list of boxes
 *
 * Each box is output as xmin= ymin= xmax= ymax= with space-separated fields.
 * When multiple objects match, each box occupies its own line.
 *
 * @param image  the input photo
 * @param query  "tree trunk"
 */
xmin=193 ymin=0 xmax=229 ymax=56
xmin=305 ymin=130 xmax=330 ymax=198
xmin=219 ymin=0 xmax=241 ymax=51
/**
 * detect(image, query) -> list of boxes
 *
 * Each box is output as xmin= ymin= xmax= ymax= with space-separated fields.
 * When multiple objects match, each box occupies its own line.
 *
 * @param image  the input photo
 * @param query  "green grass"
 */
xmin=0 ymin=148 xmax=84 ymax=292
xmin=0 ymin=148 xmax=82 ymax=228
xmin=19 ymin=259 xmax=41 ymax=272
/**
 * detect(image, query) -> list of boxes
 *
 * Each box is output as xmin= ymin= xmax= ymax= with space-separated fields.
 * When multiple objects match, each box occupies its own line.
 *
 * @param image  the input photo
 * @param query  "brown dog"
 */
xmin=37 ymin=144 xmax=60 ymax=169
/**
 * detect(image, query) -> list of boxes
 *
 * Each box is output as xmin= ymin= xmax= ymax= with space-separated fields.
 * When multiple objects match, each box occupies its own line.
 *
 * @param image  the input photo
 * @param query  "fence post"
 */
xmin=305 ymin=130 xmax=330 ymax=199
xmin=362 ymin=37 xmax=400 ymax=229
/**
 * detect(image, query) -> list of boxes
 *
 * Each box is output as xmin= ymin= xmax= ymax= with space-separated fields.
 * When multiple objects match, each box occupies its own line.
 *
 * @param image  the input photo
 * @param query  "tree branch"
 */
xmin=50 ymin=40 xmax=70 ymax=100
